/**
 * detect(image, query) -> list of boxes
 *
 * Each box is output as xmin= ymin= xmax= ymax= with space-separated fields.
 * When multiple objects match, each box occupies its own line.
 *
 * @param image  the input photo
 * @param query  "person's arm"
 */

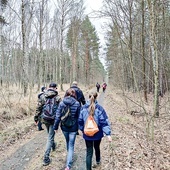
xmin=98 ymin=106 xmax=112 ymax=138
xmin=34 ymin=98 xmax=44 ymax=123
xmin=53 ymin=103 xmax=63 ymax=130
xmin=80 ymin=90 xmax=86 ymax=105
xmin=78 ymin=108 xmax=85 ymax=131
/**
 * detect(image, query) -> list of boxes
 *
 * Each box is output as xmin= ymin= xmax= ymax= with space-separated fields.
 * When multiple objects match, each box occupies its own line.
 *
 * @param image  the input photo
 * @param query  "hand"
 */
xmin=54 ymin=130 xmax=58 ymax=133
xmin=107 ymin=135 xmax=112 ymax=142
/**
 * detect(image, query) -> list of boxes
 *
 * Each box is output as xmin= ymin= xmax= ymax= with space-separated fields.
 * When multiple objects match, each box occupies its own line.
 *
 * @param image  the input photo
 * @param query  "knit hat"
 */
xmin=41 ymin=86 xmax=46 ymax=92
xmin=49 ymin=83 xmax=57 ymax=88
xmin=72 ymin=81 xmax=78 ymax=86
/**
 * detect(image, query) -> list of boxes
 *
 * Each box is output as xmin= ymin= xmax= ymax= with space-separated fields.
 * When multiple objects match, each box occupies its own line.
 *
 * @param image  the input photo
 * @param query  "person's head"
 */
xmin=65 ymin=88 xmax=77 ymax=99
xmin=49 ymin=82 xmax=57 ymax=89
xmin=41 ymin=86 xmax=46 ymax=92
xmin=88 ymin=91 xmax=98 ymax=116
xmin=72 ymin=81 xmax=78 ymax=86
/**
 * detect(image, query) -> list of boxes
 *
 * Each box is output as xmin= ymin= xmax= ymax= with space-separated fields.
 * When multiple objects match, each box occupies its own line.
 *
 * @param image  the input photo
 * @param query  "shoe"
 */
xmin=65 ymin=167 xmax=70 ymax=170
xmin=43 ymin=158 xmax=51 ymax=166
xmin=92 ymin=162 xmax=101 ymax=168
xmin=38 ymin=128 xmax=44 ymax=131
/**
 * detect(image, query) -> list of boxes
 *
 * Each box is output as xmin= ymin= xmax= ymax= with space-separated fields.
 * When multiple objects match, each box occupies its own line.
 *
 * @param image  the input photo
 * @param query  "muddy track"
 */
xmin=0 ymin=91 xmax=105 ymax=170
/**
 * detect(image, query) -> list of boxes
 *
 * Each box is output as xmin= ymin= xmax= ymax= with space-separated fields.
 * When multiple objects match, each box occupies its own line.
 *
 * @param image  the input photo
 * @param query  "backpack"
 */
xmin=61 ymin=105 xmax=76 ymax=127
xmin=41 ymin=97 xmax=58 ymax=124
xmin=102 ymin=84 xmax=107 ymax=89
xmin=96 ymin=83 xmax=100 ymax=88
xmin=84 ymin=115 xmax=99 ymax=136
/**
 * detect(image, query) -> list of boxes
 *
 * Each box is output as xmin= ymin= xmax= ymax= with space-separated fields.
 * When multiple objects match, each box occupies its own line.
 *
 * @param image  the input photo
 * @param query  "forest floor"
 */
xmin=0 ymin=84 xmax=170 ymax=170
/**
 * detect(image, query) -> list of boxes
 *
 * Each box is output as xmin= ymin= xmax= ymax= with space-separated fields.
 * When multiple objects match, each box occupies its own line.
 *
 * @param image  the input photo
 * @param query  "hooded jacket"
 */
xmin=70 ymin=85 xmax=86 ymax=105
xmin=34 ymin=89 xmax=61 ymax=122
xmin=78 ymin=100 xmax=111 ymax=140
xmin=53 ymin=96 xmax=81 ymax=132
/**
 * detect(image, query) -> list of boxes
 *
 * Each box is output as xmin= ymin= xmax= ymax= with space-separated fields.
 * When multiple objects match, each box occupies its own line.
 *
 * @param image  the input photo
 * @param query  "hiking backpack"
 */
xmin=61 ymin=105 xmax=76 ymax=127
xmin=41 ymin=97 xmax=58 ymax=124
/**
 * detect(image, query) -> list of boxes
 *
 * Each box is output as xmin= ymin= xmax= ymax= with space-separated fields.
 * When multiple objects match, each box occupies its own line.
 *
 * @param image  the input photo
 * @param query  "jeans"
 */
xmin=85 ymin=139 xmax=101 ymax=170
xmin=43 ymin=124 xmax=55 ymax=163
xmin=37 ymin=121 xmax=43 ymax=130
xmin=62 ymin=131 xmax=77 ymax=168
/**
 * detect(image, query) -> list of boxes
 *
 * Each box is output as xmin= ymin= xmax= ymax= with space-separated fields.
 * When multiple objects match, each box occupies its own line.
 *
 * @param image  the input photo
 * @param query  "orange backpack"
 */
xmin=84 ymin=115 xmax=99 ymax=136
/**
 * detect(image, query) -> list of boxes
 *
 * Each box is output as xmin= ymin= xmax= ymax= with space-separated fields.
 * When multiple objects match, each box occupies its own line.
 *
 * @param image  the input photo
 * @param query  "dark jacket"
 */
xmin=70 ymin=85 xmax=86 ymax=105
xmin=78 ymin=100 xmax=111 ymax=141
xmin=53 ymin=96 xmax=81 ymax=132
xmin=34 ymin=89 xmax=61 ymax=122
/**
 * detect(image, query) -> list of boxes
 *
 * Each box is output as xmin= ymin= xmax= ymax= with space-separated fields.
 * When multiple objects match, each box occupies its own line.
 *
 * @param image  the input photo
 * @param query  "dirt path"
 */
xmin=0 ymin=129 xmax=46 ymax=170
xmin=0 ymin=88 xmax=170 ymax=170
xmin=0 ymin=88 xmax=106 ymax=170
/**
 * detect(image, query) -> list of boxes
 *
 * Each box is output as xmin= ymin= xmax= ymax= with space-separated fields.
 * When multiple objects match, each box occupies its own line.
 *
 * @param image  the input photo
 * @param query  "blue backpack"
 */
xmin=41 ymin=97 xmax=58 ymax=124
xmin=61 ymin=104 xmax=76 ymax=127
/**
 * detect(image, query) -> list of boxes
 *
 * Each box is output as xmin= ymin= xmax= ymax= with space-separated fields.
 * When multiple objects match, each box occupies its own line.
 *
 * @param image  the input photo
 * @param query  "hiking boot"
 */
xmin=43 ymin=158 xmax=51 ymax=166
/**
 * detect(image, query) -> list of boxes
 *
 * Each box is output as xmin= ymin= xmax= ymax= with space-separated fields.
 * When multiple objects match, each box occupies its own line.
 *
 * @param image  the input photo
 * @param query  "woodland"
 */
xmin=0 ymin=0 xmax=170 ymax=169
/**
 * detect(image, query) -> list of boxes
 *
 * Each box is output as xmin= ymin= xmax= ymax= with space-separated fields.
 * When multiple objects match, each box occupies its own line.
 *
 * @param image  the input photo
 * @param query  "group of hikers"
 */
xmin=34 ymin=81 xmax=112 ymax=170
xmin=96 ymin=82 xmax=107 ymax=93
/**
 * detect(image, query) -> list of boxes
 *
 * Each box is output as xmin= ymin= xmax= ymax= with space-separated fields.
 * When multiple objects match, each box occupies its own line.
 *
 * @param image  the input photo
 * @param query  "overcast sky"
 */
xmin=85 ymin=0 xmax=107 ymax=66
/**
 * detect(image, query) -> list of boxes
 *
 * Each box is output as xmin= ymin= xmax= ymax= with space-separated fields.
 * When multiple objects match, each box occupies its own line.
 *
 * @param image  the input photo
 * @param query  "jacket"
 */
xmin=70 ymin=85 xmax=86 ymax=105
xmin=78 ymin=100 xmax=111 ymax=140
xmin=53 ymin=96 xmax=81 ymax=132
xmin=34 ymin=89 xmax=61 ymax=122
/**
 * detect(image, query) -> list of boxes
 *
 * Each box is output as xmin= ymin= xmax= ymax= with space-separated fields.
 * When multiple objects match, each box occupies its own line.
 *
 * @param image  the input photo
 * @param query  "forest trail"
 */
xmin=0 ymin=87 xmax=170 ymax=170
xmin=0 ymin=88 xmax=106 ymax=170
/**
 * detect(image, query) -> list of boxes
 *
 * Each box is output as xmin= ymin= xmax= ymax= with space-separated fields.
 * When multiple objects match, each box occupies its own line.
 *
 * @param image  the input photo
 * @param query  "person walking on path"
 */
xmin=53 ymin=88 xmax=81 ymax=170
xmin=96 ymin=82 xmax=100 ymax=93
xmin=102 ymin=82 xmax=107 ymax=93
xmin=78 ymin=91 xmax=112 ymax=170
xmin=35 ymin=83 xmax=61 ymax=166
xmin=70 ymin=81 xmax=86 ymax=106
xmin=34 ymin=86 xmax=47 ymax=131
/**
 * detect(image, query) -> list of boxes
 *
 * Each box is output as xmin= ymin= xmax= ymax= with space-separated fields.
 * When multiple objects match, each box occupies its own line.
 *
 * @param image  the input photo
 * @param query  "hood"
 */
xmin=63 ymin=96 xmax=77 ymax=106
xmin=44 ymin=89 xmax=58 ymax=98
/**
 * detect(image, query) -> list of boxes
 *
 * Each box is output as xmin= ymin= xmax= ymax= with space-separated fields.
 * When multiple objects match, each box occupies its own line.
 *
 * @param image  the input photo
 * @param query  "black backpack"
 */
xmin=41 ymin=97 xmax=58 ymax=124
xmin=61 ymin=105 xmax=76 ymax=127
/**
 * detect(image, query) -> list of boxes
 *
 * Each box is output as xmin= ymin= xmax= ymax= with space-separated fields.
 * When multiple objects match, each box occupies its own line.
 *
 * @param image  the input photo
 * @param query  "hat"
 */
xmin=41 ymin=86 xmax=46 ymax=92
xmin=49 ymin=83 xmax=57 ymax=88
xmin=72 ymin=81 xmax=78 ymax=86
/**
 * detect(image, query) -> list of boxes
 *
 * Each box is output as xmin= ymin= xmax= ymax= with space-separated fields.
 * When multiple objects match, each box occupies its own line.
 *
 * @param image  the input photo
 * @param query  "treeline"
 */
xmin=0 ymin=0 xmax=105 ymax=93
xmin=0 ymin=0 xmax=170 ymax=117
xmin=102 ymin=1 xmax=170 ymax=97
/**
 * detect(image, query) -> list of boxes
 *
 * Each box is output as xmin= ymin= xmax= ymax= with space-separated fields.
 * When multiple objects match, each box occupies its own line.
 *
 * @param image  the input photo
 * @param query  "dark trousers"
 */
xmin=85 ymin=139 xmax=101 ymax=170
xmin=37 ymin=121 xmax=43 ymax=130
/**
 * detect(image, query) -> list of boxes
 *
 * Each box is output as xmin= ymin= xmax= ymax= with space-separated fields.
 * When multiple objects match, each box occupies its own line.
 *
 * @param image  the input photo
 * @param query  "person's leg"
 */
xmin=37 ymin=121 xmax=44 ymax=131
xmin=63 ymin=131 xmax=77 ymax=169
xmin=43 ymin=124 xmax=55 ymax=165
xmin=85 ymin=140 xmax=93 ymax=170
xmin=94 ymin=139 xmax=101 ymax=163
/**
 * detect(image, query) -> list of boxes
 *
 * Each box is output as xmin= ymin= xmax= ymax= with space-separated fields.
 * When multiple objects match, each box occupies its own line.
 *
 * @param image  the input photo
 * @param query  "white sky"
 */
xmin=85 ymin=0 xmax=107 ymax=66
